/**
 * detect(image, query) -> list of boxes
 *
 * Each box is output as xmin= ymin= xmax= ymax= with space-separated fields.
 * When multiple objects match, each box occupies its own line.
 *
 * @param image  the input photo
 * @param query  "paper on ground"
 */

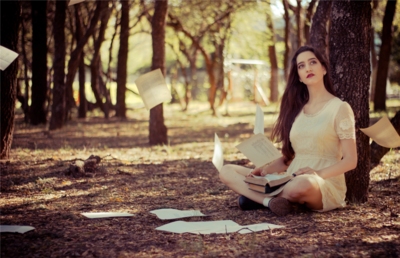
xmin=0 ymin=225 xmax=35 ymax=234
xmin=254 ymin=104 xmax=264 ymax=135
xmin=236 ymin=133 xmax=282 ymax=168
xmin=68 ymin=0 xmax=85 ymax=6
xmin=360 ymin=116 xmax=400 ymax=148
xmin=212 ymin=133 xmax=224 ymax=172
xmin=134 ymin=69 xmax=172 ymax=110
xmin=0 ymin=45 xmax=19 ymax=71
xmin=81 ymin=212 xmax=134 ymax=219
xmin=150 ymin=208 xmax=205 ymax=220
xmin=155 ymin=220 xmax=284 ymax=234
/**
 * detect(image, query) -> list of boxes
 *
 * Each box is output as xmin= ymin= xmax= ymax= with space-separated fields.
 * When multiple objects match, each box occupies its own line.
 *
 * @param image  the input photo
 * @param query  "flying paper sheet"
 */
xmin=255 ymin=83 xmax=269 ymax=106
xmin=0 ymin=45 xmax=19 ymax=71
xmin=0 ymin=225 xmax=35 ymax=234
xmin=236 ymin=133 xmax=282 ymax=168
xmin=155 ymin=220 xmax=284 ymax=234
xmin=212 ymin=133 xmax=224 ymax=172
xmin=150 ymin=208 xmax=205 ymax=220
xmin=68 ymin=0 xmax=85 ymax=6
xmin=81 ymin=212 xmax=134 ymax=219
xmin=360 ymin=116 xmax=400 ymax=148
xmin=134 ymin=69 xmax=172 ymax=110
xmin=253 ymin=105 xmax=264 ymax=135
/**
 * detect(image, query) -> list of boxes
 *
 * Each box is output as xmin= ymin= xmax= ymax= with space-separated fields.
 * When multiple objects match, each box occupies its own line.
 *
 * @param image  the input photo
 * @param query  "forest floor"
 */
xmin=1 ymin=101 xmax=400 ymax=258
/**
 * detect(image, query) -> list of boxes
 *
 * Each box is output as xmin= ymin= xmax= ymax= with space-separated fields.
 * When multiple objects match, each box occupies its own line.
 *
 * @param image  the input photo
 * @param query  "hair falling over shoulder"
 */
xmin=271 ymin=46 xmax=336 ymax=165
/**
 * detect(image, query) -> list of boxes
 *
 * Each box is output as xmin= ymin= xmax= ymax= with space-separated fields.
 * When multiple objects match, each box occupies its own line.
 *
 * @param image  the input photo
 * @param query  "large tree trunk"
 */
xmin=116 ymin=0 xmax=130 ymax=118
xmin=295 ymin=0 xmax=303 ymax=50
xmin=20 ymin=16 xmax=30 ymax=123
xmin=373 ymin=0 xmax=397 ymax=112
xmin=30 ymin=0 xmax=48 ymax=125
xmin=370 ymin=111 xmax=400 ymax=169
xmin=49 ymin=0 xmax=67 ymax=130
xmin=149 ymin=0 xmax=168 ymax=145
xmin=309 ymin=0 xmax=332 ymax=57
xmin=266 ymin=3 xmax=279 ymax=102
xmin=304 ymin=0 xmax=317 ymax=44
xmin=0 ymin=1 xmax=20 ymax=159
xmin=329 ymin=0 xmax=371 ymax=203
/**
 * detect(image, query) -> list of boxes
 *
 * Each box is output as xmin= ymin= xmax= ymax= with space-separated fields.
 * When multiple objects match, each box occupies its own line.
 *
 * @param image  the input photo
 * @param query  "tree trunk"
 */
xmin=116 ymin=0 xmax=130 ymax=118
xmin=304 ymin=0 xmax=317 ymax=44
xmin=295 ymin=0 xmax=303 ymax=50
xmin=282 ymin=0 xmax=291 ymax=81
xmin=309 ymin=0 xmax=332 ymax=57
xmin=329 ymin=0 xmax=371 ymax=203
xmin=30 ymin=0 xmax=48 ymax=125
xmin=370 ymin=110 xmax=400 ymax=169
xmin=76 ymin=13 xmax=87 ymax=118
xmin=0 ymin=1 xmax=20 ymax=159
xmin=90 ymin=4 xmax=112 ymax=118
xmin=65 ymin=1 xmax=106 ymax=119
xmin=373 ymin=0 xmax=397 ymax=112
xmin=21 ymin=17 xmax=30 ymax=123
xmin=266 ymin=2 xmax=279 ymax=102
xmin=149 ymin=0 xmax=168 ymax=145
xmin=49 ymin=0 xmax=67 ymax=130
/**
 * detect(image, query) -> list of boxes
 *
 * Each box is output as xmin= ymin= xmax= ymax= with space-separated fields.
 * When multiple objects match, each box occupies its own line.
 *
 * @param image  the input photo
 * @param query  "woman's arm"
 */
xmin=249 ymin=156 xmax=289 ymax=177
xmin=294 ymin=138 xmax=357 ymax=179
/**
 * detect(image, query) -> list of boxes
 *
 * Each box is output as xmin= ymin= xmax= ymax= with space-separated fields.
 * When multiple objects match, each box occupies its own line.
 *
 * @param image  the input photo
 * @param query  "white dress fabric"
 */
xmin=286 ymin=97 xmax=356 ymax=212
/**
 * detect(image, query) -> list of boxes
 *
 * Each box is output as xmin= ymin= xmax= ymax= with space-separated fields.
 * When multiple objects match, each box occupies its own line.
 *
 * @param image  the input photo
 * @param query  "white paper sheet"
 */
xmin=360 ymin=116 xmax=400 ymax=148
xmin=68 ymin=0 xmax=85 ymax=6
xmin=150 ymin=208 xmax=205 ymax=220
xmin=254 ymin=105 xmax=264 ymax=135
xmin=81 ymin=212 xmax=134 ymax=219
xmin=134 ymin=69 xmax=172 ymax=110
xmin=0 ymin=225 xmax=35 ymax=234
xmin=155 ymin=220 xmax=284 ymax=234
xmin=212 ymin=133 xmax=224 ymax=172
xmin=255 ymin=83 xmax=269 ymax=105
xmin=0 ymin=45 xmax=19 ymax=71
xmin=236 ymin=133 xmax=282 ymax=168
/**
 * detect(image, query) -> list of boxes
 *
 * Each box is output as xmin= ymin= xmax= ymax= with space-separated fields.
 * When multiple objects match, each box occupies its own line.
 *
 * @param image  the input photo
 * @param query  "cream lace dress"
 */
xmin=285 ymin=97 xmax=356 ymax=212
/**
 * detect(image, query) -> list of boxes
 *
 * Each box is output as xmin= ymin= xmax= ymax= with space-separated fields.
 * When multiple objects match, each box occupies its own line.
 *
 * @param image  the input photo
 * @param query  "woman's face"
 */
xmin=296 ymin=51 xmax=326 ymax=86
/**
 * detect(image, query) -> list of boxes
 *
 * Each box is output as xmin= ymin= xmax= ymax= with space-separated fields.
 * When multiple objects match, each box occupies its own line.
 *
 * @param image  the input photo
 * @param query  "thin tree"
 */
xmin=0 ymin=1 xmax=20 ymax=159
xmin=266 ymin=2 xmax=279 ymax=102
xmin=49 ymin=0 xmax=67 ymax=130
xmin=116 ymin=0 xmax=130 ymax=118
xmin=373 ymin=0 xmax=397 ymax=111
xmin=149 ymin=0 xmax=168 ymax=145
xmin=282 ymin=0 xmax=291 ymax=81
xmin=329 ymin=0 xmax=371 ymax=203
xmin=30 ymin=0 xmax=48 ymax=125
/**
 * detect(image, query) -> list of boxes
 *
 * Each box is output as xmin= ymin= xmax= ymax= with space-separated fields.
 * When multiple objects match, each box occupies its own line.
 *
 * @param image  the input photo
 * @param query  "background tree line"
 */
xmin=1 ymin=0 xmax=399 ymax=203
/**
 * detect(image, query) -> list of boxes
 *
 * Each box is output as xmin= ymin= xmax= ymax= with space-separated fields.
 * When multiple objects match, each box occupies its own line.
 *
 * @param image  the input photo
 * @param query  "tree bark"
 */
xmin=329 ymin=0 xmax=371 ymax=203
xmin=149 ymin=0 xmax=168 ymax=145
xmin=76 ymin=12 xmax=87 ymax=118
xmin=49 ymin=0 xmax=67 ymax=130
xmin=116 ymin=0 xmax=130 ymax=118
xmin=304 ymin=0 xmax=317 ymax=44
xmin=20 ymin=16 xmax=30 ymax=123
xmin=295 ymin=0 xmax=303 ymax=50
xmin=282 ymin=0 xmax=291 ymax=81
xmin=30 ymin=0 xmax=48 ymax=125
xmin=266 ymin=2 xmax=279 ymax=102
xmin=309 ymin=0 xmax=332 ymax=57
xmin=373 ymin=0 xmax=397 ymax=111
xmin=0 ymin=1 xmax=20 ymax=159
xmin=370 ymin=111 xmax=400 ymax=169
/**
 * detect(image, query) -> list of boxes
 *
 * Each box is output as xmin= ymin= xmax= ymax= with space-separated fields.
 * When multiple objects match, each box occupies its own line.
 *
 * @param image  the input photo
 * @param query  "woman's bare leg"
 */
xmin=219 ymin=164 xmax=267 ymax=204
xmin=279 ymin=175 xmax=323 ymax=210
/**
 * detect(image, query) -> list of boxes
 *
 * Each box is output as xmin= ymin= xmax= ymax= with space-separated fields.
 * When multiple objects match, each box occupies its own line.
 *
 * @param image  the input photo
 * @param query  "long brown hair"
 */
xmin=271 ymin=46 xmax=335 ymax=165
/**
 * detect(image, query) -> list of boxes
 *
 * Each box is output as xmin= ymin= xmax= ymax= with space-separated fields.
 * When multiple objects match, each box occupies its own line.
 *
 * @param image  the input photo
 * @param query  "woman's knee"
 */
xmin=284 ymin=176 xmax=320 ymax=200
xmin=219 ymin=164 xmax=233 ymax=183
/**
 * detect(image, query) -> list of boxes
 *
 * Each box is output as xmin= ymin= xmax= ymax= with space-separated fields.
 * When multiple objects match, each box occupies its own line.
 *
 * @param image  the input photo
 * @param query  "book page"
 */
xmin=236 ymin=133 xmax=282 ymax=168
xmin=81 ymin=212 xmax=134 ymax=219
xmin=150 ymin=208 xmax=205 ymax=220
xmin=134 ymin=69 xmax=172 ymax=110
xmin=253 ymin=105 xmax=264 ymax=135
xmin=360 ymin=116 xmax=400 ymax=148
xmin=212 ymin=133 xmax=224 ymax=172
xmin=0 ymin=45 xmax=19 ymax=71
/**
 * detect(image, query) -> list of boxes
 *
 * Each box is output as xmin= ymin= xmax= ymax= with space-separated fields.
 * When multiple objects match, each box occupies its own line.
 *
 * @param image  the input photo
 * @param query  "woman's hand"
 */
xmin=293 ymin=167 xmax=320 ymax=176
xmin=246 ymin=166 xmax=268 ymax=177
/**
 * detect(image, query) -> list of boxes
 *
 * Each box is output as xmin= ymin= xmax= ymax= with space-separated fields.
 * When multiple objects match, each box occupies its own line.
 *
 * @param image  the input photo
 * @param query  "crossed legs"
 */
xmin=219 ymin=164 xmax=323 ymax=211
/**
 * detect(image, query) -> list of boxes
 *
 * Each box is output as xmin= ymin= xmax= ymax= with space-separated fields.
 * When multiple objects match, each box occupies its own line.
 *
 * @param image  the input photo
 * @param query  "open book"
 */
xmin=244 ymin=174 xmax=293 ymax=194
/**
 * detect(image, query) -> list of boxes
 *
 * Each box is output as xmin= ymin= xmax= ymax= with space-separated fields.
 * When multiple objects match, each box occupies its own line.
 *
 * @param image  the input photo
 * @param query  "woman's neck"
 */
xmin=306 ymin=84 xmax=333 ymax=105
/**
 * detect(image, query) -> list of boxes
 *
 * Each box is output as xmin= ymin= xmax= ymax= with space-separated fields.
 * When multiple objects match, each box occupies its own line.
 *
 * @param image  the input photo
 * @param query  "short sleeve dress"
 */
xmin=286 ymin=97 xmax=356 ymax=212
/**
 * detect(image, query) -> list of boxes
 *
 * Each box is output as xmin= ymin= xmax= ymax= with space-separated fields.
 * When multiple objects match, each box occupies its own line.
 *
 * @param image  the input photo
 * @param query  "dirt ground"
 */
xmin=1 ymin=101 xmax=399 ymax=258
